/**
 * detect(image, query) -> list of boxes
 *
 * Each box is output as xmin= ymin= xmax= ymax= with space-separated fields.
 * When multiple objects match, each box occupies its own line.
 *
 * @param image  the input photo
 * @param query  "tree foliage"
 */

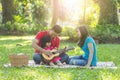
xmin=94 ymin=0 xmax=119 ymax=25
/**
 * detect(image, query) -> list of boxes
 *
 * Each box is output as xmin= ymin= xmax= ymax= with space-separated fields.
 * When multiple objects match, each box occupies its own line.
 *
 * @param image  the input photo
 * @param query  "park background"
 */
xmin=0 ymin=0 xmax=120 ymax=80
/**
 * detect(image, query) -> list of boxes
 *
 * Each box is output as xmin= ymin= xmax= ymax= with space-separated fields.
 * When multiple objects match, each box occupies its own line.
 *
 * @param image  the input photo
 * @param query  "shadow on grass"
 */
xmin=0 ymin=39 xmax=30 ymax=45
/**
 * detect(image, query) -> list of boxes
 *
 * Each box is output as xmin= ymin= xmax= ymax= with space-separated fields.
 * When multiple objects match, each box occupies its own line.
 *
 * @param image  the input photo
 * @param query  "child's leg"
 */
xmin=52 ymin=56 xmax=62 ymax=66
xmin=49 ymin=61 xmax=55 ymax=66
xmin=52 ymin=56 xmax=61 ymax=63
xmin=56 ymin=60 xmax=63 ymax=66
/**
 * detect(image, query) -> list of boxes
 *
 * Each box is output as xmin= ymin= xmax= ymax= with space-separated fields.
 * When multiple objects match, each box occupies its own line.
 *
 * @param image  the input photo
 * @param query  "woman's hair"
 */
xmin=41 ymin=35 xmax=51 ymax=48
xmin=77 ymin=26 xmax=89 ymax=47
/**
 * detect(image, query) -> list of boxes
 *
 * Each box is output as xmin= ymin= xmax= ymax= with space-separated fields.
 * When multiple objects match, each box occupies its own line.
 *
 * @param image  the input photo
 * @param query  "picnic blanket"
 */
xmin=4 ymin=60 xmax=117 ymax=69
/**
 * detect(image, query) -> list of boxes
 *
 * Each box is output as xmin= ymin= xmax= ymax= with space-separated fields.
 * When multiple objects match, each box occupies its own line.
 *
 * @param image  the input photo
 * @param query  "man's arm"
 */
xmin=32 ymin=39 xmax=45 ymax=53
xmin=32 ymin=39 xmax=53 ymax=56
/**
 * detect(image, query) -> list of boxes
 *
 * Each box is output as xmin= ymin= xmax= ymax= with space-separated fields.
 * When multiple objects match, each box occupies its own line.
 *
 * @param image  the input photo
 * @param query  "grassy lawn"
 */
xmin=0 ymin=35 xmax=120 ymax=80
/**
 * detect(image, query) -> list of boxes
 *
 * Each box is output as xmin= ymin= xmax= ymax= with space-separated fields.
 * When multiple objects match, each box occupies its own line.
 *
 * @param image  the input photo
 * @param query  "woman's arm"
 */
xmin=86 ymin=42 xmax=94 ymax=67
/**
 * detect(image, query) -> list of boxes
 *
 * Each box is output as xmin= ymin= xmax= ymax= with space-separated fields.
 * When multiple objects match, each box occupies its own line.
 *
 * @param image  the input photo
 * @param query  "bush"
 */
xmin=91 ymin=24 xmax=120 ymax=43
xmin=61 ymin=26 xmax=79 ymax=42
xmin=0 ymin=22 xmax=49 ymax=35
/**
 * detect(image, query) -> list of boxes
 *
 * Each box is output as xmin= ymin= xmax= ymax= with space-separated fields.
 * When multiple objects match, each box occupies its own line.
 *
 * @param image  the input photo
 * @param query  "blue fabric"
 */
xmin=33 ymin=53 xmax=69 ymax=64
xmin=33 ymin=53 xmax=43 ymax=64
xmin=82 ymin=36 xmax=97 ymax=66
xmin=69 ymin=55 xmax=87 ymax=66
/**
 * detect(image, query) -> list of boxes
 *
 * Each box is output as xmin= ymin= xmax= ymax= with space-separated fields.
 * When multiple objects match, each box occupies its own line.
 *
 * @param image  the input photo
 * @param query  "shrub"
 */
xmin=0 ymin=22 xmax=49 ymax=35
xmin=90 ymin=24 xmax=120 ymax=43
xmin=61 ymin=26 xmax=79 ymax=42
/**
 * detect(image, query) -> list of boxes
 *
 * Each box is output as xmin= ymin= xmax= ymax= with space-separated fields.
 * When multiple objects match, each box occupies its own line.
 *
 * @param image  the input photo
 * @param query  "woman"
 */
xmin=69 ymin=26 xmax=97 ymax=67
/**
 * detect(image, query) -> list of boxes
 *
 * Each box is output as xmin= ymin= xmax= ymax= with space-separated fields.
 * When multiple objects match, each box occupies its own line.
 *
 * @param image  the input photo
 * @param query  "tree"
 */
xmin=50 ymin=0 xmax=66 ymax=27
xmin=94 ymin=0 xmax=119 ymax=25
xmin=50 ymin=0 xmax=59 ymax=27
xmin=1 ymin=0 xmax=14 ymax=23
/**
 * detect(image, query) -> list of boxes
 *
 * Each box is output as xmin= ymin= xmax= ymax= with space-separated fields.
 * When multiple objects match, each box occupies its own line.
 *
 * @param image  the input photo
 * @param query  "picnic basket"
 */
xmin=9 ymin=54 xmax=30 ymax=67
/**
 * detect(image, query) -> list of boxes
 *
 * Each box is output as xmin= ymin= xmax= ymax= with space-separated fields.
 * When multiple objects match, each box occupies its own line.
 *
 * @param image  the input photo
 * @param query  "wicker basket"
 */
xmin=9 ymin=54 xmax=30 ymax=67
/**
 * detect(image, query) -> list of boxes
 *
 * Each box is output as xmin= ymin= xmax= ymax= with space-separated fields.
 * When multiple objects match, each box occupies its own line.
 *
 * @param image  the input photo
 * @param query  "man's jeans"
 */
xmin=69 ymin=55 xmax=87 ymax=66
xmin=33 ymin=53 xmax=69 ymax=64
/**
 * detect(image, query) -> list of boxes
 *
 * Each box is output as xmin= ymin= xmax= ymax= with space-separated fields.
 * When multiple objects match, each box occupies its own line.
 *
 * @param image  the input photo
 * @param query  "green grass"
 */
xmin=0 ymin=35 xmax=120 ymax=80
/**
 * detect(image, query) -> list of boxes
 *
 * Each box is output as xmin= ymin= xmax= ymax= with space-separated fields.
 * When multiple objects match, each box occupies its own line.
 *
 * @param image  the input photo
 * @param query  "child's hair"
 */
xmin=41 ymin=35 xmax=51 ymax=48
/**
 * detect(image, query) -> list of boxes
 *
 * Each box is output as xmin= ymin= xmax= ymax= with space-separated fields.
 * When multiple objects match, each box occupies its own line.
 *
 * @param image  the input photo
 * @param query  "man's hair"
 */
xmin=51 ymin=25 xmax=62 ymax=33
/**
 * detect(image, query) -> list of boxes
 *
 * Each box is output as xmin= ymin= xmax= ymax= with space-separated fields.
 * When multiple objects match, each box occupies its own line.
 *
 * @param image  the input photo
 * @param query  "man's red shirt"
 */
xmin=35 ymin=31 xmax=60 ymax=53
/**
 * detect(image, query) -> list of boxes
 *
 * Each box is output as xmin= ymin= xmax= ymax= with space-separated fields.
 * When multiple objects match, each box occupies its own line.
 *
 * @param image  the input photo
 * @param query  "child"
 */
xmin=41 ymin=35 xmax=62 ymax=66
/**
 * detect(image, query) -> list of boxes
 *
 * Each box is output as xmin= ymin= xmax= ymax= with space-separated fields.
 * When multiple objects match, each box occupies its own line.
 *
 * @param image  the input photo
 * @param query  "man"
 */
xmin=32 ymin=25 xmax=69 ymax=64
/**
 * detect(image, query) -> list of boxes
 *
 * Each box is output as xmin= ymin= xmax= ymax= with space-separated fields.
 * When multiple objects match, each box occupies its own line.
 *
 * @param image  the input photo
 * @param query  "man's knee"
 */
xmin=60 ymin=53 xmax=69 ymax=63
xmin=33 ymin=54 xmax=42 ymax=64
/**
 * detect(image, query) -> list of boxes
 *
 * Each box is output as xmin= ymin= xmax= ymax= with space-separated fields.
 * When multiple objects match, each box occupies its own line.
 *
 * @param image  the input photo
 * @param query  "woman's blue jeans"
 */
xmin=33 ymin=53 xmax=69 ymax=64
xmin=69 ymin=55 xmax=87 ymax=66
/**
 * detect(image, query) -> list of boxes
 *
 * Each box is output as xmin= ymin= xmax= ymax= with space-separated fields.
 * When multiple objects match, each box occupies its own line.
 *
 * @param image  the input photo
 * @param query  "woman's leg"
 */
xmin=69 ymin=59 xmax=87 ymax=66
xmin=33 ymin=53 xmax=43 ymax=64
xmin=69 ymin=55 xmax=84 ymax=59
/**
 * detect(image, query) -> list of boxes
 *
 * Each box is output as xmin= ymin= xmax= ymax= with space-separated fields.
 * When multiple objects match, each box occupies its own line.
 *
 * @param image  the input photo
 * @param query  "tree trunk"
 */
xmin=50 ymin=0 xmax=59 ymax=27
xmin=1 ymin=0 xmax=14 ymax=23
xmin=96 ymin=0 xmax=118 ymax=25
xmin=50 ymin=0 xmax=66 ymax=27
